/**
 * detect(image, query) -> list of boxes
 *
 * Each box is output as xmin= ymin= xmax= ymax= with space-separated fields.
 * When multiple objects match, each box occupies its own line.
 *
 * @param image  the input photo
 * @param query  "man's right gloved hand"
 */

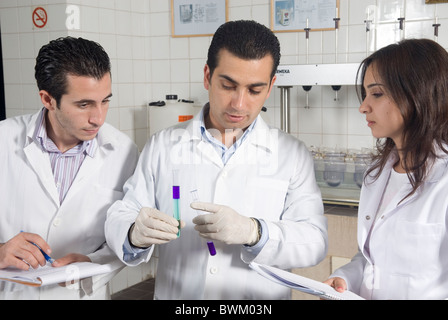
xmin=129 ymin=207 xmax=184 ymax=248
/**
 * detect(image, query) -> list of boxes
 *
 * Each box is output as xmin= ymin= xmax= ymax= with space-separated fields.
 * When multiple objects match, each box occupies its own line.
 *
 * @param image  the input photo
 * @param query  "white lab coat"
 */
xmin=106 ymin=110 xmax=328 ymax=300
xmin=331 ymin=148 xmax=448 ymax=299
xmin=0 ymin=110 xmax=138 ymax=300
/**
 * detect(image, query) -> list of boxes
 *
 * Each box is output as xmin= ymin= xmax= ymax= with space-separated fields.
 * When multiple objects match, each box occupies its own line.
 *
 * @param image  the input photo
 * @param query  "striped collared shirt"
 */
xmin=34 ymin=109 xmax=97 ymax=204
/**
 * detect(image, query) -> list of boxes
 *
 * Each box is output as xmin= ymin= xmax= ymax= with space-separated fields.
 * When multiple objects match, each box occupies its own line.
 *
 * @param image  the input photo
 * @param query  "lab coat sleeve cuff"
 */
xmin=243 ymin=219 xmax=268 ymax=256
xmin=123 ymin=236 xmax=152 ymax=262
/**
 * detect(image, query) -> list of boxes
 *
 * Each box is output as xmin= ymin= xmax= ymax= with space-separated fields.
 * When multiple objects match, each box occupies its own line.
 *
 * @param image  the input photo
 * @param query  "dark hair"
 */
xmin=35 ymin=37 xmax=111 ymax=107
xmin=357 ymin=38 xmax=448 ymax=199
xmin=207 ymin=20 xmax=281 ymax=80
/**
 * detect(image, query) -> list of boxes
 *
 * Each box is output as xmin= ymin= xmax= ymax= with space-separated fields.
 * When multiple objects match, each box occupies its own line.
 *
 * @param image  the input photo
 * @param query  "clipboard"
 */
xmin=0 ymin=261 xmax=122 ymax=287
xmin=249 ymin=262 xmax=364 ymax=300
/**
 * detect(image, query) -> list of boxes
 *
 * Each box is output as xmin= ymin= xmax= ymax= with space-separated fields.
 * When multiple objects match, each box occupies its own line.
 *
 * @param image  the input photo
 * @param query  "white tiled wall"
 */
xmin=2 ymin=0 xmax=448 ymax=293
xmin=4 ymin=0 xmax=448 ymax=152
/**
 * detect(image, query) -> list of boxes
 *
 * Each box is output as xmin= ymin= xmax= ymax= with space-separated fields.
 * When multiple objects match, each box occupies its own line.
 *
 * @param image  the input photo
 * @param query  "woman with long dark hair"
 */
xmin=325 ymin=38 xmax=448 ymax=300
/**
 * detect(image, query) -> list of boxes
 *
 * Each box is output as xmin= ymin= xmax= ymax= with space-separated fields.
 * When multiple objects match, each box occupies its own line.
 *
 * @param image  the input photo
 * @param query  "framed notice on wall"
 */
xmin=271 ymin=0 xmax=339 ymax=32
xmin=171 ymin=0 xmax=228 ymax=37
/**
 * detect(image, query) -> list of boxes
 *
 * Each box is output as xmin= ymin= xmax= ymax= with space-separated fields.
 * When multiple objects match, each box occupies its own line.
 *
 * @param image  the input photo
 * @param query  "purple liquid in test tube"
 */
xmin=207 ymin=242 xmax=216 ymax=256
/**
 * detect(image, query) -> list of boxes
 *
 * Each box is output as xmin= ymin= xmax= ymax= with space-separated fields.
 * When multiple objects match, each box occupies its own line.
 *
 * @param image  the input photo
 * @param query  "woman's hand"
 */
xmin=323 ymin=277 xmax=347 ymax=293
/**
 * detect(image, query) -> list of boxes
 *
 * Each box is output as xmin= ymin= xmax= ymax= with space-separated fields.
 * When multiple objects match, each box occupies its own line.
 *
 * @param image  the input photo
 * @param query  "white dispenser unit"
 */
xmin=149 ymin=95 xmax=196 ymax=137
xmin=275 ymin=63 xmax=359 ymax=87
xmin=274 ymin=63 xmax=359 ymax=133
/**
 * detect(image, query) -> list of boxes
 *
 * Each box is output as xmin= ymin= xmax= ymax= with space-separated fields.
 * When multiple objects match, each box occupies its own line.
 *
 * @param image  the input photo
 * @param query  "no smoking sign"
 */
xmin=33 ymin=7 xmax=48 ymax=29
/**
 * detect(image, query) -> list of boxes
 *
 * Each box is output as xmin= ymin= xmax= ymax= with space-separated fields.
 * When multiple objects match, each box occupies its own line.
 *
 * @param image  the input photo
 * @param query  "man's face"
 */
xmin=41 ymin=73 xmax=112 ymax=152
xmin=204 ymin=49 xmax=276 ymax=136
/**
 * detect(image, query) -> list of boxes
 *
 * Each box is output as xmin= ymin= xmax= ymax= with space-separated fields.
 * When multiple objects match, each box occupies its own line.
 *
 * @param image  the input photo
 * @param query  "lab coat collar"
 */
xmin=374 ymin=144 xmax=448 ymax=186
xmin=25 ymin=110 xmax=42 ymax=147
xmin=24 ymin=110 xmax=59 ymax=206
xmin=425 ymin=143 xmax=448 ymax=183
xmin=96 ymin=123 xmax=120 ymax=151
xmin=245 ymin=114 xmax=275 ymax=151
xmin=184 ymin=104 xmax=275 ymax=150
xmin=184 ymin=106 xmax=204 ymax=141
xmin=364 ymin=151 xmax=415 ymax=210
xmin=361 ymin=145 xmax=448 ymax=223
xmin=23 ymin=110 xmax=118 ymax=207
xmin=180 ymin=104 xmax=275 ymax=168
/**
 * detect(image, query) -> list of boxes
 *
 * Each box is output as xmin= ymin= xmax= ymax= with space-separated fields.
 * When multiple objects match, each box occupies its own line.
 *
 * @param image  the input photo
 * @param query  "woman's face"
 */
xmin=359 ymin=65 xmax=405 ymax=148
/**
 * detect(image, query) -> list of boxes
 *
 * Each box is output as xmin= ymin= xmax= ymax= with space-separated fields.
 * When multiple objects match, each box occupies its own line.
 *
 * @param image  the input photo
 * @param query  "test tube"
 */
xmin=172 ymin=170 xmax=181 ymax=237
xmin=191 ymin=189 xmax=216 ymax=256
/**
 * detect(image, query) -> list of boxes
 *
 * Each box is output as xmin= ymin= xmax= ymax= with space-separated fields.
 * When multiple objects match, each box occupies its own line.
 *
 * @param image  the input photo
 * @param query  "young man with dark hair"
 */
xmin=106 ymin=20 xmax=327 ymax=300
xmin=0 ymin=37 xmax=138 ymax=299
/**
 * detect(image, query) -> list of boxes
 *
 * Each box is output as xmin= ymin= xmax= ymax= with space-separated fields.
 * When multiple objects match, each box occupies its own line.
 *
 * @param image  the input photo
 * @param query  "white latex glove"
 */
xmin=129 ymin=207 xmax=184 ymax=248
xmin=191 ymin=202 xmax=259 ymax=246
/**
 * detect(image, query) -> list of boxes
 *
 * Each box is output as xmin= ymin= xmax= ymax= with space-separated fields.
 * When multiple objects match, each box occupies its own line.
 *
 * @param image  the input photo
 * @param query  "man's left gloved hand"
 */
xmin=191 ymin=202 xmax=259 ymax=246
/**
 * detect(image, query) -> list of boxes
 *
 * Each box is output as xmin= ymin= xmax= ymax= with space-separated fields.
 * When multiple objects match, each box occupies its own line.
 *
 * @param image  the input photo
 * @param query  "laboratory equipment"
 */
xmin=304 ymin=18 xmax=311 ymax=64
xmin=364 ymin=8 xmax=373 ymax=56
xmin=312 ymin=148 xmax=373 ymax=206
xmin=303 ymin=85 xmax=312 ymax=109
xmin=398 ymin=16 xmax=405 ymax=40
xmin=354 ymin=152 xmax=372 ymax=188
xmin=334 ymin=8 xmax=340 ymax=63
xmin=433 ymin=17 xmax=441 ymax=42
xmin=172 ymin=170 xmax=181 ymax=237
xmin=331 ymin=85 xmax=341 ymax=101
xmin=279 ymin=85 xmax=292 ymax=132
xmin=275 ymin=63 xmax=359 ymax=133
xmin=191 ymin=189 xmax=216 ymax=256
xmin=323 ymin=151 xmax=346 ymax=187
xmin=149 ymin=95 xmax=196 ymax=137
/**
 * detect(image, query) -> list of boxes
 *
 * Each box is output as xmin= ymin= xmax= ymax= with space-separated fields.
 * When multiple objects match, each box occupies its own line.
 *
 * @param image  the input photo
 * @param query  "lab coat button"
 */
xmin=366 ymin=215 xmax=371 ymax=220
xmin=53 ymin=218 xmax=61 ymax=226
xmin=210 ymin=266 xmax=218 ymax=274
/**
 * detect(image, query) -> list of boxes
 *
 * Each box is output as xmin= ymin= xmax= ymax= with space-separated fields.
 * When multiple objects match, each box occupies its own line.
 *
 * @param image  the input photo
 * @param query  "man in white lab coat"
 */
xmin=0 ymin=37 xmax=138 ymax=299
xmin=106 ymin=20 xmax=327 ymax=299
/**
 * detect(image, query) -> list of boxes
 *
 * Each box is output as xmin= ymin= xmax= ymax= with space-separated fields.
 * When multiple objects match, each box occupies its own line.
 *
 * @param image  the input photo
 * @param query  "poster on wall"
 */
xmin=271 ymin=0 xmax=339 ymax=32
xmin=171 ymin=0 xmax=228 ymax=37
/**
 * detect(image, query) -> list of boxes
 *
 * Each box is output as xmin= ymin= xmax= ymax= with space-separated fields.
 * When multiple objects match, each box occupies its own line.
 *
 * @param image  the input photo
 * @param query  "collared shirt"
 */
xmin=199 ymin=103 xmax=256 ymax=165
xmin=34 ymin=109 xmax=97 ymax=204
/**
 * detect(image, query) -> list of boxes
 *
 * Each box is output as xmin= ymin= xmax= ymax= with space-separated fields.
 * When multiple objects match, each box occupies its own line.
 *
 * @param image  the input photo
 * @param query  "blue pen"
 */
xmin=20 ymin=231 xmax=55 ymax=264
xmin=35 ymin=245 xmax=55 ymax=264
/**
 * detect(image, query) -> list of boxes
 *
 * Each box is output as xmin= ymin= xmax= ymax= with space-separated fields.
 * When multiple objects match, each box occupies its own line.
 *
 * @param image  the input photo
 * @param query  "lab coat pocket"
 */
xmin=246 ymin=177 xmax=288 ymax=219
xmin=389 ymin=220 xmax=443 ymax=276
